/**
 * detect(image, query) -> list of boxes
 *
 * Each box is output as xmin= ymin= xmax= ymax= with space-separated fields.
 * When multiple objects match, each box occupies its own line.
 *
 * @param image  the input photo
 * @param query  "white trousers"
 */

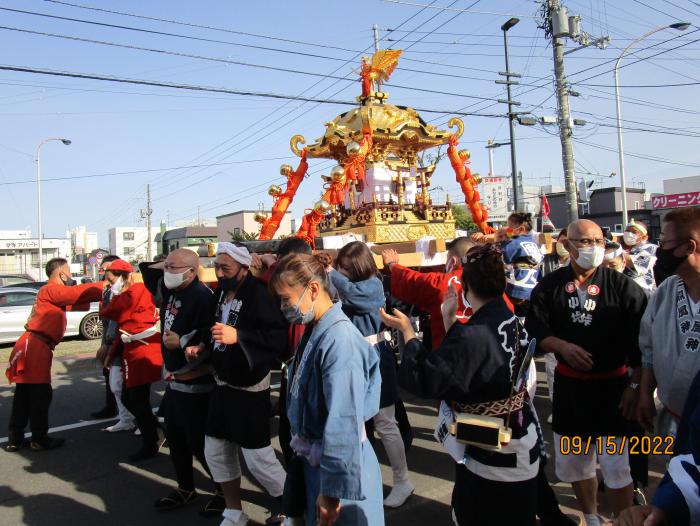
xmin=109 ymin=364 xmax=134 ymax=425
xmin=204 ymin=436 xmax=285 ymax=498
xmin=553 ymin=433 xmax=632 ymax=489
xmin=373 ymin=405 xmax=409 ymax=485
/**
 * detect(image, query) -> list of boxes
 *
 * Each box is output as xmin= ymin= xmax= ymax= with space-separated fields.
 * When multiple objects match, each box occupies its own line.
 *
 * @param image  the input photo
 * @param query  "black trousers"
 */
xmin=122 ymin=383 xmax=158 ymax=451
xmin=278 ymin=374 xmax=294 ymax=466
xmin=101 ymin=367 xmax=117 ymax=413
xmin=453 ymin=463 xmax=537 ymax=526
xmin=163 ymin=388 xmax=213 ymax=491
xmin=8 ymin=383 xmax=53 ymax=443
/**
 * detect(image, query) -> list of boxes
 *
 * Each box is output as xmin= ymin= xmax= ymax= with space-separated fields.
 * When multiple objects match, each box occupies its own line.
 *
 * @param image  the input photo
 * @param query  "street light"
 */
xmin=501 ymin=17 xmax=520 ymax=211
xmin=36 ymin=137 xmax=71 ymax=276
xmin=614 ymin=22 xmax=690 ymax=229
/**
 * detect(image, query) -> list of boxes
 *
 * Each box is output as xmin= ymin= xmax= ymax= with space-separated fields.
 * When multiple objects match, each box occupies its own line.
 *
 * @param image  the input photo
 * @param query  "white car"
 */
xmin=0 ymin=286 xmax=103 ymax=345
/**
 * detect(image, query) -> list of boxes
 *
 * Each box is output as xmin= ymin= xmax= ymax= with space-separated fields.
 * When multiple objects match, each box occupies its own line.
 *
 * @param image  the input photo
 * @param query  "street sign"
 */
xmin=652 ymin=191 xmax=700 ymax=210
xmin=95 ymin=252 xmax=104 ymax=261
xmin=88 ymin=256 xmax=97 ymax=264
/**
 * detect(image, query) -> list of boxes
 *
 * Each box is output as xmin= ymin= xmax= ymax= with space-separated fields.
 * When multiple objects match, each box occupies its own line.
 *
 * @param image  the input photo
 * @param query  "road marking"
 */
xmin=0 ymin=382 xmax=283 ymax=444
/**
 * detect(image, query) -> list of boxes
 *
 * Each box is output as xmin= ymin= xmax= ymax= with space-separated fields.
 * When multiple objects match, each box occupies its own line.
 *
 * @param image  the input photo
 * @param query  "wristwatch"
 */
xmin=628 ymin=382 xmax=639 ymax=391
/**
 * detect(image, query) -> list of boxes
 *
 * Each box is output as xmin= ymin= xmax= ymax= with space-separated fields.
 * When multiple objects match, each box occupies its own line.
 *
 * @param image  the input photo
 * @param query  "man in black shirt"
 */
xmin=141 ymin=249 xmax=219 ymax=515
xmin=527 ymin=220 xmax=647 ymax=526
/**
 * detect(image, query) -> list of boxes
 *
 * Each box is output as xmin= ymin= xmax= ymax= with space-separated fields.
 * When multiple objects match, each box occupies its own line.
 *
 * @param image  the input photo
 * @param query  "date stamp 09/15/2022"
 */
xmin=558 ymin=435 xmax=675 ymax=456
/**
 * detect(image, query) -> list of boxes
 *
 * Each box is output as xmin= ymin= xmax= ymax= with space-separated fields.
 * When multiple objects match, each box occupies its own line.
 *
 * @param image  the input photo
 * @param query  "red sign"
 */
xmin=652 ymin=191 xmax=700 ymax=209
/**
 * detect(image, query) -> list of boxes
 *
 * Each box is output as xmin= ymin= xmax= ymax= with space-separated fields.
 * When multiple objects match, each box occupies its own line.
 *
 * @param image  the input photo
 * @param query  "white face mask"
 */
xmin=163 ymin=268 xmax=191 ymax=290
xmin=555 ymin=242 xmax=569 ymax=258
xmin=623 ymin=231 xmax=639 ymax=246
xmin=445 ymin=257 xmax=456 ymax=274
xmin=575 ymin=246 xmax=605 ymax=270
xmin=110 ymin=277 xmax=124 ymax=295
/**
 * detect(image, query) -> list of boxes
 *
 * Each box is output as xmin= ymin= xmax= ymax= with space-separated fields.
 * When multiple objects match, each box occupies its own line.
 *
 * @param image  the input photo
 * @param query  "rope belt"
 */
xmin=453 ymin=388 xmax=528 ymax=418
xmin=120 ymin=325 xmax=159 ymax=345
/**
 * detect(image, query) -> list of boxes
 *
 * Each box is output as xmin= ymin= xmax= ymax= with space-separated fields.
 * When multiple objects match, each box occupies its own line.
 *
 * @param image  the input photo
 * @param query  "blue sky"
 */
xmin=0 ymin=0 xmax=698 ymax=245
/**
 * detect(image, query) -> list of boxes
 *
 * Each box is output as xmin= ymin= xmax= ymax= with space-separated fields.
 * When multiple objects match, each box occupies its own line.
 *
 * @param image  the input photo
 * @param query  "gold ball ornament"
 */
xmin=346 ymin=141 xmax=361 ymax=155
xmin=458 ymin=149 xmax=471 ymax=161
xmin=254 ymin=212 xmax=268 ymax=224
xmin=313 ymin=199 xmax=332 ymax=215
xmin=472 ymin=173 xmax=482 ymax=185
xmin=330 ymin=165 xmax=345 ymax=180
xmin=267 ymin=184 xmax=282 ymax=197
xmin=280 ymin=164 xmax=293 ymax=176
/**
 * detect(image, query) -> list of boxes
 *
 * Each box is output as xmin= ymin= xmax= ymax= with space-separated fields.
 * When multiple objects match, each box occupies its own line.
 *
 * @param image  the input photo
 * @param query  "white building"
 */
xmin=108 ymin=226 xmax=159 ymax=262
xmin=216 ymin=210 xmax=292 ymax=241
xmin=663 ymin=175 xmax=700 ymax=195
xmin=0 ymin=230 xmax=71 ymax=280
xmin=66 ymin=225 xmax=99 ymax=258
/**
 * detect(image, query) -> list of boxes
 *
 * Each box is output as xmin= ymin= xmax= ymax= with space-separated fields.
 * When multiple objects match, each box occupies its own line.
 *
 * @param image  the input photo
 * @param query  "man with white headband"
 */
xmin=621 ymin=219 xmax=658 ymax=293
xmin=603 ymin=241 xmax=626 ymax=273
xmin=201 ymin=242 xmax=288 ymax=526
xmin=527 ymin=220 xmax=648 ymax=526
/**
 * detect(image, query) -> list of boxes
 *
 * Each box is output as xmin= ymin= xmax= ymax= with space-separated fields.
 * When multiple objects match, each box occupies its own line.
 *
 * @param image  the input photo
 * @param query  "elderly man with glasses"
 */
xmin=526 ymin=219 xmax=648 ymax=526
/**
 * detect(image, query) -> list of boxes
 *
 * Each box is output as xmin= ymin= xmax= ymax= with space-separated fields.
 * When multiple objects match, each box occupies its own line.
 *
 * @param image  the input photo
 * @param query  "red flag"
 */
xmin=541 ymin=194 xmax=551 ymax=217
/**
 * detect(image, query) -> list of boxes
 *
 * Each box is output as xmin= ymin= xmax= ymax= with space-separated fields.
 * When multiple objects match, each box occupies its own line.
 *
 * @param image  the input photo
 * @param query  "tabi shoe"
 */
xmin=200 ymin=491 xmax=226 ymax=517
xmin=4 ymin=440 xmax=27 ymax=452
xmin=102 ymin=421 xmax=136 ymax=433
xmin=383 ymin=481 xmax=415 ymax=508
xmin=127 ymin=446 xmax=158 ymax=462
xmin=220 ymin=508 xmax=249 ymax=526
xmin=154 ymin=488 xmax=197 ymax=511
xmin=265 ymin=513 xmax=286 ymax=525
xmin=29 ymin=436 xmax=65 ymax=451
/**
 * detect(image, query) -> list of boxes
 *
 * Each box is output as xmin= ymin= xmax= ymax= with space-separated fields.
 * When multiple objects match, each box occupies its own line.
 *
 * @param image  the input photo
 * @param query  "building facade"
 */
xmin=216 ymin=210 xmax=292 ymax=241
xmin=108 ymin=226 xmax=159 ymax=263
xmin=0 ymin=230 xmax=71 ymax=280
xmin=66 ymin=225 xmax=99 ymax=258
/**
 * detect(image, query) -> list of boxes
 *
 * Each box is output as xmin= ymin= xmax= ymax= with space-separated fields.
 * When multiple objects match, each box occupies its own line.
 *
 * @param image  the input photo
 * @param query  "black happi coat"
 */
xmin=206 ymin=274 xmax=287 ymax=448
xmin=140 ymin=267 xmax=215 ymax=387
xmin=400 ymin=298 xmax=541 ymax=480
xmin=526 ymin=265 xmax=648 ymax=437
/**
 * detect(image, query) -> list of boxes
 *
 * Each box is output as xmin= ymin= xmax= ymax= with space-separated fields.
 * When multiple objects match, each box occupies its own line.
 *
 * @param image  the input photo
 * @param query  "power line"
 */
xmin=579 ymin=80 xmax=700 ymax=87
xmin=0 ymin=156 xmax=298 ymax=185
xmin=0 ymin=25 xmax=519 ymax=103
xmin=573 ymin=139 xmax=700 ymax=168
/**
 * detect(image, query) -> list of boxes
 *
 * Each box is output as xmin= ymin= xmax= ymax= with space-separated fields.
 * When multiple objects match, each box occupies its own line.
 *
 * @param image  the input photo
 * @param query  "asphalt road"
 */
xmin=0 ymin=339 xmax=666 ymax=525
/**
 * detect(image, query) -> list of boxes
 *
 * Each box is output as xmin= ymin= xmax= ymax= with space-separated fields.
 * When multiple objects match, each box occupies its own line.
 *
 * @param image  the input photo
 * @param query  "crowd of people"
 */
xmin=4 ymin=205 xmax=700 ymax=526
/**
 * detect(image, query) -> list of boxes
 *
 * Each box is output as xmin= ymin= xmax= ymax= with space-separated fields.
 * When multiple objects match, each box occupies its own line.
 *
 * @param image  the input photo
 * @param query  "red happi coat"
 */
xmin=6 ymin=281 xmax=103 ymax=384
xmin=390 ymin=264 xmax=514 ymax=348
xmin=100 ymin=282 xmax=163 ymax=388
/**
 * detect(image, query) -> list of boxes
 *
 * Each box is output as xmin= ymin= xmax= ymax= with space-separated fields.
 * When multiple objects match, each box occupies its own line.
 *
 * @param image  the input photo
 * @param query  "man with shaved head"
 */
xmin=140 ymin=248 xmax=220 ymax=515
xmin=527 ymin=219 xmax=648 ymax=526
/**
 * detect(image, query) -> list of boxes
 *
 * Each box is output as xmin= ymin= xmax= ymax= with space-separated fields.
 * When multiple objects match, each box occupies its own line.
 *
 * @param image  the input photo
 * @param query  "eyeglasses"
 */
xmin=163 ymin=264 xmax=192 ymax=271
xmin=568 ymin=237 xmax=606 ymax=248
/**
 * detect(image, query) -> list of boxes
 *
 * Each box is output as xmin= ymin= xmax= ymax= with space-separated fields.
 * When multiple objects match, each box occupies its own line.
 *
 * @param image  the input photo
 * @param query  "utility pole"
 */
xmin=144 ymin=184 xmax=153 ymax=261
xmin=548 ymin=0 xmax=578 ymax=223
xmin=197 ymin=205 xmax=201 ymax=226
xmin=499 ymin=18 xmax=522 ymax=212
xmin=373 ymin=24 xmax=380 ymax=51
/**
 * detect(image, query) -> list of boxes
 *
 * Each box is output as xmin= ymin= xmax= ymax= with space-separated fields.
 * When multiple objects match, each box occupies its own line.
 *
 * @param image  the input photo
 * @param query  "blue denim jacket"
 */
xmin=287 ymin=302 xmax=381 ymax=500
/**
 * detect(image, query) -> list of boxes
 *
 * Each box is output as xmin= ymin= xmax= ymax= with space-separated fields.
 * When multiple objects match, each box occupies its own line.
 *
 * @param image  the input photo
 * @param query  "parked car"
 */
xmin=0 ymin=287 xmax=103 ymax=345
xmin=2 ymin=281 xmax=47 ymax=290
xmin=0 ymin=274 xmax=34 ymax=287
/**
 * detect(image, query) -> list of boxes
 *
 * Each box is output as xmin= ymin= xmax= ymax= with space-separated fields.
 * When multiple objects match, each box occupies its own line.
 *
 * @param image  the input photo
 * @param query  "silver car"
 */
xmin=0 ymin=286 xmax=103 ymax=345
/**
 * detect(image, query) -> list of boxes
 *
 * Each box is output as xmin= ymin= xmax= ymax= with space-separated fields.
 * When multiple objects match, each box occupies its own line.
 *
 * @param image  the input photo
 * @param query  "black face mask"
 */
xmin=62 ymin=275 xmax=76 ymax=286
xmin=654 ymin=242 xmax=689 ymax=277
xmin=218 ymin=271 xmax=242 ymax=293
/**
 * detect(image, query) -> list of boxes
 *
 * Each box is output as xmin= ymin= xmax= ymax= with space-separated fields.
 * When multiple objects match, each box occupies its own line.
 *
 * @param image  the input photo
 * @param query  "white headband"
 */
xmin=216 ymin=242 xmax=252 ymax=267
